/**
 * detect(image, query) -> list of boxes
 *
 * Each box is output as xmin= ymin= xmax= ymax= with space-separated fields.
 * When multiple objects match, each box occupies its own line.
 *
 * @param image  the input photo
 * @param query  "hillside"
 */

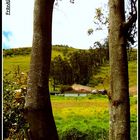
xmin=3 ymin=45 xmax=77 ymax=73
xmin=71 ymin=60 xmax=137 ymax=96
xmin=3 ymin=47 xmax=137 ymax=95
xmin=3 ymin=45 xmax=77 ymax=58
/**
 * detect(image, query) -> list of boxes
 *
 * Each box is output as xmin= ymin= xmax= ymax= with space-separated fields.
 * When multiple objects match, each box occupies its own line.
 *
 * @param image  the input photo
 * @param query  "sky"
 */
xmin=2 ymin=0 xmax=109 ymax=49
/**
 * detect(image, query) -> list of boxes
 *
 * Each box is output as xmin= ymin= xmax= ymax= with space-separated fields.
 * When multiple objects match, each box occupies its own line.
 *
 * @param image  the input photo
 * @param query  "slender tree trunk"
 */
xmin=108 ymin=0 xmax=130 ymax=140
xmin=24 ymin=0 xmax=59 ymax=139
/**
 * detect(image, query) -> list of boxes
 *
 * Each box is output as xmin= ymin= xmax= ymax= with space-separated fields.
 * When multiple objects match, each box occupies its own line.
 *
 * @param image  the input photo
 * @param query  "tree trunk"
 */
xmin=24 ymin=0 xmax=59 ymax=139
xmin=108 ymin=0 xmax=130 ymax=140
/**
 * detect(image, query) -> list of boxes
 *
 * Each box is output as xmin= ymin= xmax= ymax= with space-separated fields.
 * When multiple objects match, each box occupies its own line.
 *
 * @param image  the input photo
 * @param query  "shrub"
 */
xmin=60 ymin=85 xmax=73 ymax=93
xmin=60 ymin=128 xmax=88 ymax=140
xmin=3 ymin=71 xmax=28 ymax=139
xmin=85 ymin=127 xmax=108 ymax=140
xmin=58 ymin=127 xmax=109 ymax=140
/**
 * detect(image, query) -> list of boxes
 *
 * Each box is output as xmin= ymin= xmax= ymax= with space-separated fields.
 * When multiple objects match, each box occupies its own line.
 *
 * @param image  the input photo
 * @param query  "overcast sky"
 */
xmin=2 ymin=0 xmax=109 ymax=49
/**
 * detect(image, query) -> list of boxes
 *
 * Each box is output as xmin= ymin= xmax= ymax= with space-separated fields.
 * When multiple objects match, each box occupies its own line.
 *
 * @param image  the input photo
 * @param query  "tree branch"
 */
xmin=123 ymin=13 xmax=137 ymax=31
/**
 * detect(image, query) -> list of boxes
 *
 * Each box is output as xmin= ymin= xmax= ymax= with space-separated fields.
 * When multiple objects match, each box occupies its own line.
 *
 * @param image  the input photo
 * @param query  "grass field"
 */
xmin=93 ymin=60 xmax=137 ymax=96
xmin=50 ymin=95 xmax=137 ymax=139
xmin=3 ymin=54 xmax=137 ymax=94
xmin=3 ymin=47 xmax=65 ymax=73
xmin=3 ymin=52 xmax=137 ymax=139
xmin=3 ymin=55 xmax=30 ymax=73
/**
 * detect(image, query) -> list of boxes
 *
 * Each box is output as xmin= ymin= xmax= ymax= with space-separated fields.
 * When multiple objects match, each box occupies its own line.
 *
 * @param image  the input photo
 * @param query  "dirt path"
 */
xmin=72 ymin=84 xmax=137 ymax=96
xmin=72 ymin=84 xmax=93 ymax=92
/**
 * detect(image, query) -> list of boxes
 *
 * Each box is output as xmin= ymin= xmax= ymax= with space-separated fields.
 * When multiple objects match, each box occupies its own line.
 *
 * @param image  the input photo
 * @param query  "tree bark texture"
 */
xmin=24 ymin=0 xmax=58 ymax=139
xmin=109 ymin=0 xmax=130 ymax=140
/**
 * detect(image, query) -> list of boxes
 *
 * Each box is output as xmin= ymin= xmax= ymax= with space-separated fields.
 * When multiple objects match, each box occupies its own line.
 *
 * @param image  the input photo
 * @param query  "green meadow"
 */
xmin=93 ymin=60 xmax=137 ymax=91
xmin=50 ymin=95 xmax=137 ymax=139
xmin=3 ymin=54 xmax=137 ymax=92
xmin=3 ymin=48 xmax=137 ymax=139
xmin=3 ymin=46 xmax=75 ymax=74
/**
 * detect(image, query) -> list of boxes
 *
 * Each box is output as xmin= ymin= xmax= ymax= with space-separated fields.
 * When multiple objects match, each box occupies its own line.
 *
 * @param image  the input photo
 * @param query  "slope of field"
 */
xmin=3 ymin=46 xmax=77 ymax=73
xmin=3 ymin=48 xmax=137 ymax=139
xmin=93 ymin=60 xmax=137 ymax=95
xmin=3 ymin=46 xmax=137 ymax=95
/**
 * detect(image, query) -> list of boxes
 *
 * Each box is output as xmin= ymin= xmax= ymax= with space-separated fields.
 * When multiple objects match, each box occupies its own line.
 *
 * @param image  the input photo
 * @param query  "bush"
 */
xmin=3 ymin=47 xmax=31 ymax=57
xmin=85 ymin=127 xmax=108 ymax=140
xmin=60 ymin=128 xmax=88 ymax=140
xmin=58 ymin=127 xmax=108 ymax=140
xmin=3 ymin=71 xmax=28 ymax=139
xmin=60 ymin=85 xmax=73 ymax=93
xmin=89 ymin=77 xmax=104 ymax=87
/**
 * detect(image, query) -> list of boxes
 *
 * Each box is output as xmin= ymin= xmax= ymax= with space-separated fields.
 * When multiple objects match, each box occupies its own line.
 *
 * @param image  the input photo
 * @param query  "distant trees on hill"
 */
xmin=3 ymin=43 xmax=137 ymax=88
xmin=3 ymin=45 xmax=73 ymax=57
xmin=3 ymin=48 xmax=31 ymax=57
xmin=50 ymin=44 xmax=109 ymax=87
xmin=3 ymin=44 xmax=137 ymax=61
xmin=50 ymin=55 xmax=73 ymax=87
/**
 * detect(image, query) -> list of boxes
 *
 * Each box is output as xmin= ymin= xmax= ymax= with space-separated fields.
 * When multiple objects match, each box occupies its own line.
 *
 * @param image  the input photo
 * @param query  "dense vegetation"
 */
xmin=3 ymin=71 xmax=137 ymax=139
xmin=3 ymin=44 xmax=137 ymax=90
xmin=3 ymin=45 xmax=74 ymax=57
xmin=3 ymin=46 xmax=137 ymax=139
xmin=3 ymin=44 xmax=109 ymax=87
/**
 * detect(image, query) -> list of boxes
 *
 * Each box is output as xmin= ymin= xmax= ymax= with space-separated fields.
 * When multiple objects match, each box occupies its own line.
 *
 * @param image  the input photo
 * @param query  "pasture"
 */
xmin=51 ymin=95 xmax=137 ymax=139
xmin=3 ymin=48 xmax=137 ymax=139
xmin=3 ymin=54 xmax=137 ymax=95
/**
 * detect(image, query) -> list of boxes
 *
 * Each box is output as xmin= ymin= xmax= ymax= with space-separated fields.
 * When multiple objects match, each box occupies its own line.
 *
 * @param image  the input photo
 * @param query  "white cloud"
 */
xmin=3 ymin=0 xmax=108 ymax=49
xmin=2 ymin=0 xmax=34 ymax=48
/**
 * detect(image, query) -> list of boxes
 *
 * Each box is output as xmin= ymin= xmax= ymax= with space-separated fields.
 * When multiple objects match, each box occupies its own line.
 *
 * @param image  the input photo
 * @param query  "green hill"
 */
xmin=3 ymin=45 xmax=77 ymax=73
xmin=92 ymin=60 xmax=137 ymax=95
xmin=3 ymin=47 xmax=137 ymax=95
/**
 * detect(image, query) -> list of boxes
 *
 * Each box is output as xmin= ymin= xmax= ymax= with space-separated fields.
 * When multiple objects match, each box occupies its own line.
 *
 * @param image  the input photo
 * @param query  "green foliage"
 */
xmin=3 ymin=46 xmax=137 ymax=89
xmin=87 ymin=28 xmax=94 ymax=35
xmin=3 ymin=71 xmax=28 ymax=139
xmin=3 ymin=45 xmax=76 ymax=58
xmin=60 ymin=85 xmax=73 ymax=93
xmin=127 ymin=48 xmax=137 ymax=61
xmin=49 ymin=46 xmax=110 ymax=87
xmin=3 ymin=53 xmax=137 ymax=92
xmin=3 ymin=72 xmax=137 ymax=139
xmin=89 ymin=76 xmax=104 ymax=87
xmin=3 ymin=46 xmax=137 ymax=139
xmin=3 ymin=47 xmax=31 ymax=57
xmin=88 ymin=7 xmax=108 ymax=35
xmin=130 ymin=96 xmax=137 ymax=105
xmin=128 ymin=60 xmax=137 ymax=87
xmin=50 ymin=55 xmax=73 ymax=85
xmin=92 ymin=60 xmax=137 ymax=89
xmin=55 ymin=112 xmax=136 ymax=140
xmin=52 ymin=95 xmax=137 ymax=140
xmin=69 ymin=50 xmax=92 ymax=85
xmin=130 ymin=123 xmax=137 ymax=140
xmin=59 ymin=128 xmax=88 ymax=140
xmin=56 ymin=115 xmax=109 ymax=140
xmin=3 ymin=56 xmax=30 ymax=75
xmin=3 ymin=45 xmax=75 ymax=75
xmin=51 ymin=94 xmax=137 ymax=139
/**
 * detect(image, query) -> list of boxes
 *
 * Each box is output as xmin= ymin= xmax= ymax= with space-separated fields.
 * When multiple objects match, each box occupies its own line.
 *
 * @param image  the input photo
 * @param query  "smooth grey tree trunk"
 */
xmin=24 ymin=0 xmax=59 ymax=139
xmin=108 ymin=0 xmax=130 ymax=140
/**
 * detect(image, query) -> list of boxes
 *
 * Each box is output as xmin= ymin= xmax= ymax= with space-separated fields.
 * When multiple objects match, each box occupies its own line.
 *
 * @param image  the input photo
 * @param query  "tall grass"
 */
xmin=3 ymin=69 xmax=137 ymax=139
xmin=93 ymin=60 xmax=137 ymax=89
xmin=50 ymin=95 xmax=137 ymax=139
xmin=3 ymin=47 xmax=137 ymax=139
